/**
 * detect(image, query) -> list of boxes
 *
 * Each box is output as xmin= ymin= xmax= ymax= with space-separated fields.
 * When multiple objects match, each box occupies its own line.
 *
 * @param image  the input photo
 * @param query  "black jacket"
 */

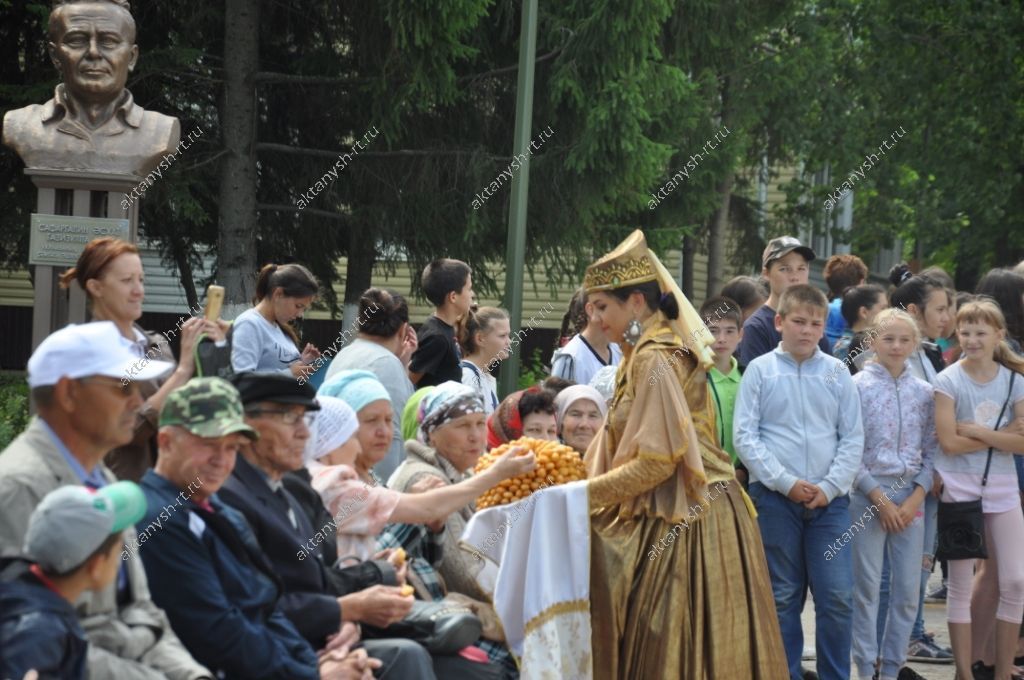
xmin=0 ymin=558 xmax=88 ymax=680
xmin=219 ymin=456 xmax=344 ymax=649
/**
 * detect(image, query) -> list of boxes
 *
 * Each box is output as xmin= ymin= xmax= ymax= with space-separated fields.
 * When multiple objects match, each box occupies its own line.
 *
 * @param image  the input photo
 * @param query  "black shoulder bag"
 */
xmin=193 ymin=323 xmax=234 ymax=380
xmin=935 ymin=371 xmax=1016 ymax=561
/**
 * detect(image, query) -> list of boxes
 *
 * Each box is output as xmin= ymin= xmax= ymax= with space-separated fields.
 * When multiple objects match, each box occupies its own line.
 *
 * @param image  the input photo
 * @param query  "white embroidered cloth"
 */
xmin=460 ymin=480 xmax=592 ymax=680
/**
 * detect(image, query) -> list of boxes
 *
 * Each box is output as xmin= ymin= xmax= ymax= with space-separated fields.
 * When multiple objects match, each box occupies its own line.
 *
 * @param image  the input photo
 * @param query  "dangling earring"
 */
xmin=624 ymin=318 xmax=643 ymax=346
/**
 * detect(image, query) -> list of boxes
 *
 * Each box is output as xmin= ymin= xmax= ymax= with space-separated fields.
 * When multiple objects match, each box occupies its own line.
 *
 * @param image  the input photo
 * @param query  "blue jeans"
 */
xmin=850 ymin=480 xmax=924 ymax=679
xmin=749 ymin=482 xmax=854 ymax=680
xmin=877 ymin=492 xmax=935 ymax=646
xmin=912 ymin=493 xmax=939 ymax=641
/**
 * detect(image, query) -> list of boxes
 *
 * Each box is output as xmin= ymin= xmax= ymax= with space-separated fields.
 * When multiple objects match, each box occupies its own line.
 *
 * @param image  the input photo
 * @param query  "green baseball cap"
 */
xmin=25 ymin=481 xmax=148 ymax=574
xmin=160 ymin=377 xmax=259 ymax=440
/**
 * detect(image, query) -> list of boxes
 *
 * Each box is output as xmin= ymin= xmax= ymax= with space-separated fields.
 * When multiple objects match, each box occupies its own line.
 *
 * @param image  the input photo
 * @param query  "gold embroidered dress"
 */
xmin=583 ymin=231 xmax=787 ymax=679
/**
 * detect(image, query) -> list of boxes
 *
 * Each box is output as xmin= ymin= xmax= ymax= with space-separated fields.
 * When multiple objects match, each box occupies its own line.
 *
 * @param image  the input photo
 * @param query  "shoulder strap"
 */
xmin=981 ymin=370 xmax=1016 ymax=487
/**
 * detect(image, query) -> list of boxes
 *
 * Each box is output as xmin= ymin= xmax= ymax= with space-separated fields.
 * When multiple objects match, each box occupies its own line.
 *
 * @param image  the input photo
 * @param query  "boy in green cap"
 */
xmin=0 ymin=481 xmax=147 ymax=680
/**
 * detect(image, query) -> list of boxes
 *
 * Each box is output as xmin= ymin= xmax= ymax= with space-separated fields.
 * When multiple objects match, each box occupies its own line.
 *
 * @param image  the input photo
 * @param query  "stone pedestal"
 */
xmin=26 ymin=169 xmax=140 ymax=349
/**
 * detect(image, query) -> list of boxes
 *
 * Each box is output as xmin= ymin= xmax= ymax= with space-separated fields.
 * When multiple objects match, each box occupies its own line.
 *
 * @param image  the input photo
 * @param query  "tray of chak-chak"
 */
xmin=474 ymin=437 xmax=588 ymax=509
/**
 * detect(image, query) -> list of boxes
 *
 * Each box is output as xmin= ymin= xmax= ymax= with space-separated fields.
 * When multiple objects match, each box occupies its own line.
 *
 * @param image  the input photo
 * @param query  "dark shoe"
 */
xmin=897 ymin=667 xmax=927 ymax=680
xmin=907 ymin=635 xmax=954 ymax=663
xmin=971 ymin=660 xmax=1024 ymax=680
xmin=801 ymin=669 xmax=819 ymax=680
xmin=925 ymin=582 xmax=948 ymax=603
xmin=971 ymin=661 xmax=994 ymax=680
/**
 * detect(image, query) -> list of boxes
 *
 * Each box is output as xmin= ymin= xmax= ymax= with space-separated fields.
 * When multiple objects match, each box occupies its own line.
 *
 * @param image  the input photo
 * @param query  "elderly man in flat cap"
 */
xmin=139 ymin=377 xmax=381 ymax=680
xmin=0 ymin=321 xmax=211 ymax=679
xmin=222 ymin=372 xmax=495 ymax=679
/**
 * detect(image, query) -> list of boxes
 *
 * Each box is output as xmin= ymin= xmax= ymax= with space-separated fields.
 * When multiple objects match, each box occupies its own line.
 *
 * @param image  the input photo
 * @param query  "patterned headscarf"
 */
xmin=486 ymin=388 xmax=532 ymax=448
xmin=418 ymin=381 xmax=485 ymax=442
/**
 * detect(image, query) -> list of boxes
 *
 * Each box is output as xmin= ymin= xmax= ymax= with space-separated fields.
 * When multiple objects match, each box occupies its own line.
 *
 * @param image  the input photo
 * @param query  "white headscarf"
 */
xmin=303 ymin=396 xmax=359 ymax=464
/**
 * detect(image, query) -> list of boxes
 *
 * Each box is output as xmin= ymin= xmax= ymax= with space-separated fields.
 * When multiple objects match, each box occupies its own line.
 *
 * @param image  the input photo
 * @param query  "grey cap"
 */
xmin=24 ymin=482 xmax=147 ymax=574
xmin=762 ymin=235 xmax=816 ymax=268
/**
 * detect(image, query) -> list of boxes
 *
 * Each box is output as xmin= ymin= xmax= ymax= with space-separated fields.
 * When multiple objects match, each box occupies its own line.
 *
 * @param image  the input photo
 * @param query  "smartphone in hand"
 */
xmin=204 ymin=285 xmax=224 ymax=321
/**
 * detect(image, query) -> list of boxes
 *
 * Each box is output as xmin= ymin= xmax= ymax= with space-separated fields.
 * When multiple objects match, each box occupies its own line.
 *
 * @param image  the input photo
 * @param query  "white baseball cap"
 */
xmin=27 ymin=321 xmax=175 ymax=389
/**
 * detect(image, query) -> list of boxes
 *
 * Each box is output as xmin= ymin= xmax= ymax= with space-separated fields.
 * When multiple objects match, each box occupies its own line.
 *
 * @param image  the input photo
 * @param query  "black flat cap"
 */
xmin=230 ymin=371 xmax=321 ymax=410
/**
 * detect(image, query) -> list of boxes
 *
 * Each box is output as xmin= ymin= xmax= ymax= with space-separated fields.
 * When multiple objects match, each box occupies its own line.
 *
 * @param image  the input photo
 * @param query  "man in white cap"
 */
xmin=0 ymin=321 xmax=211 ymax=679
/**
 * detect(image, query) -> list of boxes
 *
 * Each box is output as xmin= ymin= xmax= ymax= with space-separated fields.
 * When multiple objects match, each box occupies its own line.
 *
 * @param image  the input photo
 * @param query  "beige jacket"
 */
xmin=0 ymin=417 xmax=211 ymax=680
xmin=390 ymin=439 xmax=490 ymax=603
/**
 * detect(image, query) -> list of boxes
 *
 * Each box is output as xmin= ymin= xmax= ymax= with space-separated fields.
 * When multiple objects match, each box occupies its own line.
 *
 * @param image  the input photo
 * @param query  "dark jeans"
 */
xmin=748 ymin=482 xmax=854 ymax=680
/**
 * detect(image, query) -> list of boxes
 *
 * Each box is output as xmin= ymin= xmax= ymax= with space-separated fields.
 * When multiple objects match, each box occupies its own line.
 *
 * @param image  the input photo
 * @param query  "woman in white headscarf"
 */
xmin=554 ymin=384 xmax=608 ymax=455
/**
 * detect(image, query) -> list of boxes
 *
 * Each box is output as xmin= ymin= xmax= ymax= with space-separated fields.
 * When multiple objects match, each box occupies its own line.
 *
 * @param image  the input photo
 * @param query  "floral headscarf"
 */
xmin=417 ymin=381 xmax=485 ymax=443
xmin=486 ymin=386 xmax=544 ymax=448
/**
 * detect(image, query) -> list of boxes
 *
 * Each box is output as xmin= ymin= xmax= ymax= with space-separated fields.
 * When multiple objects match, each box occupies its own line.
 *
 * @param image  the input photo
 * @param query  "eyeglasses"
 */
xmin=79 ymin=376 xmax=137 ymax=397
xmin=245 ymin=409 xmax=316 ymax=427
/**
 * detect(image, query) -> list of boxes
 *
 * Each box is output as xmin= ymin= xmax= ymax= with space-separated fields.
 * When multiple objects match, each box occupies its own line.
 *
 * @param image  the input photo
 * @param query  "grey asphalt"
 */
xmin=800 ymin=569 xmax=955 ymax=680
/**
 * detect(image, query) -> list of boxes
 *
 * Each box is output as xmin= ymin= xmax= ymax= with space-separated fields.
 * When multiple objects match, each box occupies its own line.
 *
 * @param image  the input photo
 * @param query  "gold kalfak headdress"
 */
xmin=582 ymin=231 xmax=657 ymax=292
xmin=583 ymin=230 xmax=715 ymax=369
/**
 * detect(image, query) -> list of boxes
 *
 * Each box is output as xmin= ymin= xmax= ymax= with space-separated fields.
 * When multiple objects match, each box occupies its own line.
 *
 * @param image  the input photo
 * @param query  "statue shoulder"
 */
xmin=138 ymin=110 xmax=181 ymax=149
xmin=2 ymin=103 xmax=48 ymax=147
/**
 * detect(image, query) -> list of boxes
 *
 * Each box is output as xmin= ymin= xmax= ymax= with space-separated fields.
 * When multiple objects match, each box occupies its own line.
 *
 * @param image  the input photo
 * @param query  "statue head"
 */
xmin=47 ymin=0 xmax=138 ymax=104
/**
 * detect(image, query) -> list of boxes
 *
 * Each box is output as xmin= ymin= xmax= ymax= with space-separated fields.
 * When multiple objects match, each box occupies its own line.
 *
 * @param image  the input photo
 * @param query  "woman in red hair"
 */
xmin=59 ymin=237 xmax=223 ymax=480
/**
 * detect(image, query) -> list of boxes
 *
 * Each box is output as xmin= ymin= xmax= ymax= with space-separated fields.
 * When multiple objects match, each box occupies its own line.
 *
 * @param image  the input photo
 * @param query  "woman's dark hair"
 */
xmin=255 ymin=263 xmax=319 ymax=303
xmin=518 ymin=388 xmax=556 ymax=418
xmin=719 ymin=276 xmax=766 ymax=311
xmin=358 ymin=288 xmax=408 ymax=338
xmin=919 ymin=266 xmax=954 ymax=291
xmin=457 ymin=306 xmax=509 ymax=355
xmin=840 ymin=284 xmax=886 ymax=327
xmin=541 ymin=376 xmax=574 ymax=395
xmin=975 ymin=269 xmax=1024 ymax=344
xmin=254 ymin=263 xmax=319 ymax=344
xmin=557 ymin=288 xmax=589 ymax=342
xmin=608 ymin=280 xmax=679 ymax=320
xmin=888 ymin=263 xmax=943 ymax=314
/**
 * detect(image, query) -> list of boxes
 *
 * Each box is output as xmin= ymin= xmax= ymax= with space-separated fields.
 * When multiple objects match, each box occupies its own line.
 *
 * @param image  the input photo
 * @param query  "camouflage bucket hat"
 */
xmin=160 ymin=377 xmax=259 ymax=440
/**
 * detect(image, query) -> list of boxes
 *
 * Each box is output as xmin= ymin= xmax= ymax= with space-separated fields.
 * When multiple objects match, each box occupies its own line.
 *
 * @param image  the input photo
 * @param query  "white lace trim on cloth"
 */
xmin=520 ymin=599 xmax=593 ymax=680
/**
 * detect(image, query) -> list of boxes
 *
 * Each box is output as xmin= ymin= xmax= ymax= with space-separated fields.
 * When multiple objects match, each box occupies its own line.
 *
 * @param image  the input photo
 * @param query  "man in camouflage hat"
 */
xmin=137 ymin=377 xmax=378 ymax=679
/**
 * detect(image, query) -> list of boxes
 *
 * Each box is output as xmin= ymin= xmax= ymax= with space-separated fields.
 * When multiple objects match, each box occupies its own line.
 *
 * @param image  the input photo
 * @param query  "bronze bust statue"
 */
xmin=2 ymin=0 xmax=179 ymax=177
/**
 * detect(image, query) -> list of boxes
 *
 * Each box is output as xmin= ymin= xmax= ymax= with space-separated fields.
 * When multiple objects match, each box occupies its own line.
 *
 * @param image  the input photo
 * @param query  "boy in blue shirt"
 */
xmin=0 ymin=482 xmax=146 ymax=680
xmin=734 ymin=284 xmax=864 ymax=680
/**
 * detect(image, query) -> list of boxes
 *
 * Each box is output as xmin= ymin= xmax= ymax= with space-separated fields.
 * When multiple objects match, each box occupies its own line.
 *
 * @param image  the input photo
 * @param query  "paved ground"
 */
xmin=800 ymin=569 xmax=955 ymax=679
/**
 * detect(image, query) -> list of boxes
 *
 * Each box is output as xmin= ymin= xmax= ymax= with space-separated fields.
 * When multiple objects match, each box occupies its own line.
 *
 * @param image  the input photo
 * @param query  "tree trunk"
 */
xmin=681 ymin=233 xmax=695 ymax=299
xmin=706 ymin=172 xmax=733 ymax=297
xmin=342 ymin=227 xmax=376 ymax=339
xmin=706 ymin=78 xmax=733 ymax=298
xmin=170 ymin=240 xmax=198 ymax=310
xmin=217 ymin=0 xmax=260 ymax=313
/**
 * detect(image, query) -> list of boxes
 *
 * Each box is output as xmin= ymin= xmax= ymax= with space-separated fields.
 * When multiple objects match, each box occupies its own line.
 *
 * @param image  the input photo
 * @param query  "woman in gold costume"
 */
xmin=583 ymin=231 xmax=788 ymax=679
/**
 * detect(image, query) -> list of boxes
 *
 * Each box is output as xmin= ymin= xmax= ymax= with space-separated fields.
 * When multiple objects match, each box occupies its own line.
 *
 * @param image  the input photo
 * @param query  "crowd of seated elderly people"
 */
xmin=0 ymin=246 xmax=608 ymax=679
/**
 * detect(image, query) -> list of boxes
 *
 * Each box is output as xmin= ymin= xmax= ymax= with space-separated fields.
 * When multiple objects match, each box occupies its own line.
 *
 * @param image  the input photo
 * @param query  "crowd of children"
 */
xmin=707 ymin=236 xmax=1024 ymax=680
